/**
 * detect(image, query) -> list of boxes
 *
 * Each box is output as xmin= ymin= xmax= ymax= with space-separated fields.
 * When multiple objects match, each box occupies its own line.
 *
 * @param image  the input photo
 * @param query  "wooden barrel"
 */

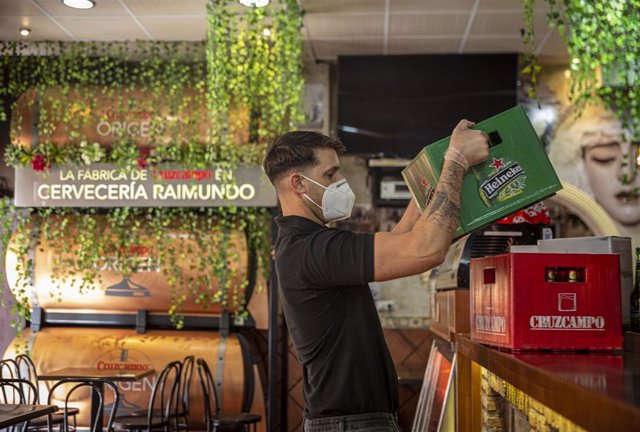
xmin=10 ymin=86 xmax=249 ymax=148
xmin=5 ymin=214 xmax=255 ymax=314
xmin=3 ymin=328 xmax=265 ymax=431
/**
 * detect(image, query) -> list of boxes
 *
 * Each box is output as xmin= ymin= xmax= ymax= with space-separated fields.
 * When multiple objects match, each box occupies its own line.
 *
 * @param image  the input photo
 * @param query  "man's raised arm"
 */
xmin=373 ymin=120 xmax=489 ymax=281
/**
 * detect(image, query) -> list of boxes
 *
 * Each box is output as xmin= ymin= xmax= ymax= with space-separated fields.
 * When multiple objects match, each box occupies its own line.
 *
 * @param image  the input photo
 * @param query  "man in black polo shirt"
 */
xmin=263 ymin=121 xmax=488 ymax=431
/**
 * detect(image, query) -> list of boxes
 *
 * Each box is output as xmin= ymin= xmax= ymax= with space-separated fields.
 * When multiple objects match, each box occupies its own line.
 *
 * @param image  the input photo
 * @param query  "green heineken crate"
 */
xmin=402 ymin=105 xmax=562 ymax=238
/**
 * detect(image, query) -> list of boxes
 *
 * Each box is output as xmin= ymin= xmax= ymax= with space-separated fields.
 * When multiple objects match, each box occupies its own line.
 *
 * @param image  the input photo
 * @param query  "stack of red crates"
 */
xmin=470 ymin=252 xmax=623 ymax=351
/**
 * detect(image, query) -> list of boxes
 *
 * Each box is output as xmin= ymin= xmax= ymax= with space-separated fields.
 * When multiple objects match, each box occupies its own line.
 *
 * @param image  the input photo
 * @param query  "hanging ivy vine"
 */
xmin=522 ymin=0 xmax=640 ymax=137
xmin=0 ymin=0 xmax=304 ymax=331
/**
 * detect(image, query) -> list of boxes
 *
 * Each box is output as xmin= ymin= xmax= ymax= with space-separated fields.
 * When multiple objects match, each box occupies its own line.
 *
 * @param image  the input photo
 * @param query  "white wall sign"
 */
xmin=14 ymin=163 xmax=277 ymax=208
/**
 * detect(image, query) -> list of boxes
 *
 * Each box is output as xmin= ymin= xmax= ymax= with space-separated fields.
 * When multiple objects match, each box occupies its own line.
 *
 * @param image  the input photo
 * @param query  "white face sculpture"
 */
xmin=580 ymin=117 xmax=640 ymax=226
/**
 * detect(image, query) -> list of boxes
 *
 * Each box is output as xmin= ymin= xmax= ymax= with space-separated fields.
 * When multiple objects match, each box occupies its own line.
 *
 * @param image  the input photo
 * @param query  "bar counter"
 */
xmin=456 ymin=334 xmax=640 ymax=431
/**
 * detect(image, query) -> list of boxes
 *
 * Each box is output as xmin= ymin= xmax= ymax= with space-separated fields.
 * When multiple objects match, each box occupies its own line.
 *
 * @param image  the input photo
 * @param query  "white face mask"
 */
xmin=299 ymin=173 xmax=355 ymax=223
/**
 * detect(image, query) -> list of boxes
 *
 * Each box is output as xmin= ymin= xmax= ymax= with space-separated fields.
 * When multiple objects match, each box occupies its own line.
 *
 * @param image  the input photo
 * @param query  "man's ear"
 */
xmin=287 ymin=172 xmax=306 ymax=195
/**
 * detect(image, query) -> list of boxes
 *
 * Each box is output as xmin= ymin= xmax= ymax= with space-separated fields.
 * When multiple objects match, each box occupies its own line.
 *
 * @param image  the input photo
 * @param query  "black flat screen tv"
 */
xmin=337 ymin=54 xmax=518 ymax=158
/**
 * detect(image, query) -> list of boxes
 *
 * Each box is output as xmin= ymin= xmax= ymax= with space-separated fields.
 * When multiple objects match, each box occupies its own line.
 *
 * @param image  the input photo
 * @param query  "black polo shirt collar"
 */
xmin=275 ymin=215 xmax=326 ymax=234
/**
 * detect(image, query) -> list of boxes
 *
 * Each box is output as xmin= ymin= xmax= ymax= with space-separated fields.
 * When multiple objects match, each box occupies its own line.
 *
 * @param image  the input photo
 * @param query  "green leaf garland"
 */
xmin=522 ymin=0 xmax=640 ymax=136
xmin=0 ymin=0 xmax=303 ymax=332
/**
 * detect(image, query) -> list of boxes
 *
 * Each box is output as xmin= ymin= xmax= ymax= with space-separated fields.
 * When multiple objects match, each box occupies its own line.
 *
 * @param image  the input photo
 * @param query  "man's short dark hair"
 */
xmin=263 ymin=131 xmax=346 ymax=184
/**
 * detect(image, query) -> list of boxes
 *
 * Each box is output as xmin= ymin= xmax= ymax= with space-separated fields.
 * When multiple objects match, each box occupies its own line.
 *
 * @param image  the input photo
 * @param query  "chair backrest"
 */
xmin=146 ymin=360 xmax=181 ymax=429
xmin=0 ymin=359 xmax=19 ymax=380
xmin=47 ymin=379 xmax=120 ymax=432
xmin=0 ymin=378 xmax=38 ymax=404
xmin=14 ymin=354 xmax=40 ymax=404
xmin=0 ymin=379 xmax=40 ymax=432
xmin=179 ymin=356 xmax=195 ymax=415
xmin=196 ymin=357 xmax=220 ymax=427
xmin=0 ymin=360 xmax=33 ymax=407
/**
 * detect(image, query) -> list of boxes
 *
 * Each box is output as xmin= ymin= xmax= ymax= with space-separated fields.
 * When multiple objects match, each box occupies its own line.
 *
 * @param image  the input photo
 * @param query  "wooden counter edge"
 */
xmin=456 ymin=335 xmax=640 ymax=431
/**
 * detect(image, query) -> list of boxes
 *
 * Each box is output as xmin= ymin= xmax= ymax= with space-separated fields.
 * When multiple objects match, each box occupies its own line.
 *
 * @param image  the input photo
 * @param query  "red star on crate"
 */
xmin=490 ymin=157 xmax=505 ymax=170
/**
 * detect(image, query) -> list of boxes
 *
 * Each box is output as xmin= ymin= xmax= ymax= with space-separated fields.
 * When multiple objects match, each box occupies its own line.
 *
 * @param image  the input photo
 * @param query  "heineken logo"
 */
xmin=480 ymin=162 xmax=525 ymax=200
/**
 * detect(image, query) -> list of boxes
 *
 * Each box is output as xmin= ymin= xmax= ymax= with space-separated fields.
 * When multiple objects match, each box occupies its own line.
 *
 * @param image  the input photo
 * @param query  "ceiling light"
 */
xmin=63 ymin=0 xmax=95 ymax=10
xmin=19 ymin=28 xmax=31 ymax=37
xmin=239 ymin=0 xmax=270 ymax=7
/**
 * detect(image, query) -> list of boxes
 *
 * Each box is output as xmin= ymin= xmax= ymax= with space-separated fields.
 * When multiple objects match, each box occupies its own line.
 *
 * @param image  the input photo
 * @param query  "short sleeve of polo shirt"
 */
xmin=301 ymin=229 xmax=375 ymax=287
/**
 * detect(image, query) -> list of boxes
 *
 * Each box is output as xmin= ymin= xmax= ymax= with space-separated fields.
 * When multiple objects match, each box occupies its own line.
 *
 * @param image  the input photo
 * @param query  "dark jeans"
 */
xmin=303 ymin=412 xmax=401 ymax=432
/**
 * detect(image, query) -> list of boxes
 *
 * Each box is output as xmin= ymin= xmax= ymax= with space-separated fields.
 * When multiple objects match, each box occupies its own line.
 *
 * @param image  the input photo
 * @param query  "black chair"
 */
xmin=131 ymin=356 xmax=194 ymax=431
xmin=14 ymin=356 xmax=39 ymax=401
xmin=0 ymin=359 xmax=20 ymax=380
xmin=1 ymin=359 xmax=60 ymax=432
xmin=195 ymin=358 xmax=259 ymax=432
xmin=113 ymin=360 xmax=181 ymax=432
xmin=174 ymin=356 xmax=194 ymax=431
xmin=13 ymin=354 xmax=79 ymax=432
xmin=0 ymin=378 xmax=48 ymax=432
xmin=0 ymin=378 xmax=38 ymax=404
xmin=47 ymin=379 xmax=120 ymax=432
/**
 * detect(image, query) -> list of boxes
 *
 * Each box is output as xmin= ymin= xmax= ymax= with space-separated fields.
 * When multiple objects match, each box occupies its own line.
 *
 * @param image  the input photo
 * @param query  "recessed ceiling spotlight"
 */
xmin=239 ymin=0 xmax=269 ymax=7
xmin=63 ymin=0 xmax=95 ymax=10
xmin=20 ymin=28 xmax=31 ymax=37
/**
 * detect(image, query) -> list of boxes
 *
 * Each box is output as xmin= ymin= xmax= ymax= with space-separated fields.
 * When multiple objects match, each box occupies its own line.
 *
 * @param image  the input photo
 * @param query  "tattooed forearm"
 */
xmin=424 ymin=160 xmax=465 ymax=234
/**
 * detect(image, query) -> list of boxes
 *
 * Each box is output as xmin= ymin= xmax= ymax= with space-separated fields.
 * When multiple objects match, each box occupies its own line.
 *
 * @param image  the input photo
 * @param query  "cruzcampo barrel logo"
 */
xmin=475 ymin=157 xmax=526 ymax=207
xmin=97 ymin=348 xmax=154 ymax=416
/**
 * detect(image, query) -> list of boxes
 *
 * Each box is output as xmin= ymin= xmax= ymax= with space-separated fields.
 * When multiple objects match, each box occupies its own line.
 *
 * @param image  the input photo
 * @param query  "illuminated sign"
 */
xmin=14 ymin=163 xmax=277 ymax=208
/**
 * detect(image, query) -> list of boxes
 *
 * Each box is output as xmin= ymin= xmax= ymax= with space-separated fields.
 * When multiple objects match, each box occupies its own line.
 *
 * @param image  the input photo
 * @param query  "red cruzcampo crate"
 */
xmin=470 ymin=253 xmax=623 ymax=351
